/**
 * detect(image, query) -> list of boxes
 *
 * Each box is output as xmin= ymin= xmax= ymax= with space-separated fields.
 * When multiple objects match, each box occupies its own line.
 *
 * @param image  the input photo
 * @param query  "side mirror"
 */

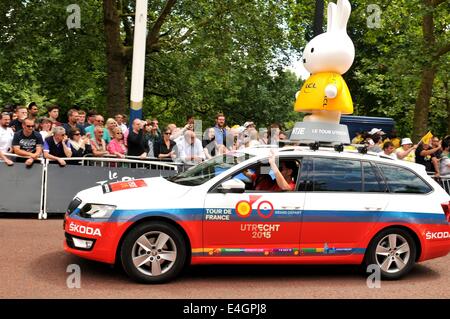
xmin=217 ymin=178 xmax=245 ymax=194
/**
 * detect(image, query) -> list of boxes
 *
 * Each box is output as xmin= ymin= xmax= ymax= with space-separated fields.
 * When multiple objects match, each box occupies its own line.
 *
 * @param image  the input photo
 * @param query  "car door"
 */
xmin=375 ymin=162 xmax=435 ymax=221
xmin=203 ymin=156 xmax=305 ymax=257
xmin=300 ymin=157 xmax=388 ymax=255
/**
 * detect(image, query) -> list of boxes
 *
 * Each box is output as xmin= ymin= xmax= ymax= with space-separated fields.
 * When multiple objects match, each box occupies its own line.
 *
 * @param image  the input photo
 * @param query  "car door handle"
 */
xmin=281 ymin=206 xmax=302 ymax=210
xmin=364 ymin=206 xmax=382 ymax=211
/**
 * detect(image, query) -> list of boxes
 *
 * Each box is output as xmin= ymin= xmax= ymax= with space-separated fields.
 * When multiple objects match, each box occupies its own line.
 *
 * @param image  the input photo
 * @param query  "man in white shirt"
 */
xmin=114 ymin=114 xmax=128 ymax=133
xmin=175 ymin=130 xmax=205 ymax=164
xmin=0 ymin=112 xmax=14 ymax=165
xmin=379 ymin=141 xmax=397 ymax=160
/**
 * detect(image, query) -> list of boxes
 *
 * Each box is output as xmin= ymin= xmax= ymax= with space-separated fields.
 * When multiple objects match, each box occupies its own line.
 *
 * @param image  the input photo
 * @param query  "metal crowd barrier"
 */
xmin=0 ymin=153 xmax=182 ymax=219
xmin=0 ymin=153 xmax=46 ymax=216
xmin=2 ymin=152 xmax=449 ymax=220
xmin=0 ymin=152 xmax=46 ymax=165
xmin=432 ymin=176 xmax=450 ymax=194
xmin=77 ymin=154 xmax=193 ymax=172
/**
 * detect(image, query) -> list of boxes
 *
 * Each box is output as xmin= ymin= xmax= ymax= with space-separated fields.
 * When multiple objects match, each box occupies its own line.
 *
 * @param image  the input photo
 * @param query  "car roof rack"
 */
xmin=275 ymin=142 xmax=392 ymax=159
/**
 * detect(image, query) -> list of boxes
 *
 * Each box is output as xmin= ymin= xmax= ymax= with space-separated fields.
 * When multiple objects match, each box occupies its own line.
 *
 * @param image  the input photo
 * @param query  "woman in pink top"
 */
xmin=107 ymin=127 xmax=127 ymax=158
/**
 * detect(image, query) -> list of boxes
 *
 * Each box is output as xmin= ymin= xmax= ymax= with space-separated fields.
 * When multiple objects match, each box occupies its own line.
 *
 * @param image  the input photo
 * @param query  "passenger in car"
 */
xmin=268 ymin=153 xmax=298 ymax=191
xmin=243 ymin=152 xmax=298 ymax=191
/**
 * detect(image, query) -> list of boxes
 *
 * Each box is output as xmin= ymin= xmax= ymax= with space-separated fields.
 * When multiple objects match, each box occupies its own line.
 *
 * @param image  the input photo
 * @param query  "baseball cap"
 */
xmin=368 ymin=128 xmax=385 ymax=135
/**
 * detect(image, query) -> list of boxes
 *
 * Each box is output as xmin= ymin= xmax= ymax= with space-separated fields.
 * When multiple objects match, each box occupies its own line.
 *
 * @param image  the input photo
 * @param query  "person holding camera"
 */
xmin=68 ymin=128 xmax=92 ymax=161
xmin=154 ymin=127 xmax=176 ymax=161
xmin=144 ymin=118 xmax=161 ymax=158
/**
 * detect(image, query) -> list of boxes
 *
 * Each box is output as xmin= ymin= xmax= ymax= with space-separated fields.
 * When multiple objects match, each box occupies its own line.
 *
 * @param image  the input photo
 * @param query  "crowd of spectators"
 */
xmin=1 ymin=102 xmax=450 ymax=177
xmin=351 ymin=128 xmax=450 ymax=177
xmin=0 ymin=103 xmax=285 ymax=168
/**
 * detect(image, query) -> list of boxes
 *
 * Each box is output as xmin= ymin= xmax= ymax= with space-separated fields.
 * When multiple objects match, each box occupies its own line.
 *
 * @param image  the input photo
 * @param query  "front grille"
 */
xmin=67 ymin=197 xmax=82 ymax=215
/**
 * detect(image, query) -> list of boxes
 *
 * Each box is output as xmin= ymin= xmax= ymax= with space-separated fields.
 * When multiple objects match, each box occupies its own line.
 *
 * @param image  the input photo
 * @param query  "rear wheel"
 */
xmin=120 ymin=222 xmax=187 ymax=283
xmin=364 ymin=228 xmax=417 ymax=280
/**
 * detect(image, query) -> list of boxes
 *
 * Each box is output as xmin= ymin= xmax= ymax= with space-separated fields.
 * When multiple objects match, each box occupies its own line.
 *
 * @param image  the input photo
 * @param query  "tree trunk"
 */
xmin=445 ymin=81 xmax=450 ymax=136
xmin=103 ymin=0 xmax=127 ymax=117
xmin=412 ymin=67 xmax=437 ymax=142
xmin=313 ymin=0 xmax=324 ymax=37
xmin=411 ymin=0 xmax=436 ymax=143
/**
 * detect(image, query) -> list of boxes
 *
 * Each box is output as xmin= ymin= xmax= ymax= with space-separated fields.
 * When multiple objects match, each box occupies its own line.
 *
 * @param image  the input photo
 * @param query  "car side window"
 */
xmin=362 ymin=161 xmax=387 ymax=192
xmin=229 ymin=162 xmax=270 ymax=192
xmin=311 ymin=157 xmax=362 ymax=192
xmin=376 ymin=163 xmax=432 ymax=194
xmin=228 ymin=158 xmax=301 ymax=193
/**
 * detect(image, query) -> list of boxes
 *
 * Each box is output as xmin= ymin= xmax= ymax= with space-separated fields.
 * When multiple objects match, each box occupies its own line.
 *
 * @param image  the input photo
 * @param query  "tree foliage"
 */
xmin=0 ymin=0 xmax=448 ymax=136
xmin=0 ymin=0 xmax=106 ymax=114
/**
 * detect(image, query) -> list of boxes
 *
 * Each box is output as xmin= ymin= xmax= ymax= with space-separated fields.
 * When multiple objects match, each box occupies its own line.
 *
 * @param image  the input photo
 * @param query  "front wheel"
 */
xmin=364 ymin=228 xmax=417 ymax=280
xmin=120 ymin=222 xmax=187 ymax=284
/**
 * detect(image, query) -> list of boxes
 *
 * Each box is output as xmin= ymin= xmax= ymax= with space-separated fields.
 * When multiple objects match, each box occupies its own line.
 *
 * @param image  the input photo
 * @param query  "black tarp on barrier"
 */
xmin=0 ymin=162 xmax=43 ymax=213
xmin=45 ymin=165 xmax=177 ymax=214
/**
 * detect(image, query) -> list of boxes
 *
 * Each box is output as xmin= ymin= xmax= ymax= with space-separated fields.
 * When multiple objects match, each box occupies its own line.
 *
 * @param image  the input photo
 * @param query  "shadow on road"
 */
xmin=29 ymin=250 xmax=441 ymax=286
xmin=28 ymin=251 xmax=131 ymax=285
xmin=184 ymin=262 xmax=440 ymax=282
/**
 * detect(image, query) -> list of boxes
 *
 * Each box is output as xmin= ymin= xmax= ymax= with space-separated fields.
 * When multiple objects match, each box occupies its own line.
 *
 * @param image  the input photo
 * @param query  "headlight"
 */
xmin=78 ymin=204 xmax=116 ymax=219
xmin=67 ymin=197 xmax=82 ymax=215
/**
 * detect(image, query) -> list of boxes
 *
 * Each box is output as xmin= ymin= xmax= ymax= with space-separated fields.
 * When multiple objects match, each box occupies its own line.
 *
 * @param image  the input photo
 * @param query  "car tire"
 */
xmin=120 ymin=221 xmax=187 ymax=284
xmin=364 ymin=228 xmax=417 ymax=280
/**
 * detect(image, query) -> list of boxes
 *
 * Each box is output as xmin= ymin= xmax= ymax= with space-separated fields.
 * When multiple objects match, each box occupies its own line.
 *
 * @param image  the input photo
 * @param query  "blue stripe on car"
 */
xmin=69 ymin=208 xmax=447 ymax=225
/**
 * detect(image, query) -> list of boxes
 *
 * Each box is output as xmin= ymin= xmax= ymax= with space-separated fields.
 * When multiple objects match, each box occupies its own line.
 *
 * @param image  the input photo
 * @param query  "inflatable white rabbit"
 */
xmin=294 ymin=0 xmax=355 ymax=123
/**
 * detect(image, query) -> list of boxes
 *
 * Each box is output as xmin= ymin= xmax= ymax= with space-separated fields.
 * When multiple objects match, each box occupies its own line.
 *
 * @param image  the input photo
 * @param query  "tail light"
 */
xmin=441 ymin=202 xmax=450 ymax=223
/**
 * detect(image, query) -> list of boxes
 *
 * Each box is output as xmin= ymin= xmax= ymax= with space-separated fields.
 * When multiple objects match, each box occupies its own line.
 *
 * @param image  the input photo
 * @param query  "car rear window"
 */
xmin=311 ymin=157 xmax=362 ymax=192
xmin=377 ymin=163 xmax=432 ymax=194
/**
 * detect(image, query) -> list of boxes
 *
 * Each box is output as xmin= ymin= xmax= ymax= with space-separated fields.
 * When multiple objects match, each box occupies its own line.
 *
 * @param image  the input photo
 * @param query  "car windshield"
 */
xmin=167 ymin=152 xmax=255 ymax=186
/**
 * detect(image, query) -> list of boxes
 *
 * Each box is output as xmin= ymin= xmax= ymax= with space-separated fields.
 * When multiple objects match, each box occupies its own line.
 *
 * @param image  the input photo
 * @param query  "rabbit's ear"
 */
xmin=327 ymin=2 xmax=338 ymax=32
xmin=336 ymin=0 xmax=351 ymax=32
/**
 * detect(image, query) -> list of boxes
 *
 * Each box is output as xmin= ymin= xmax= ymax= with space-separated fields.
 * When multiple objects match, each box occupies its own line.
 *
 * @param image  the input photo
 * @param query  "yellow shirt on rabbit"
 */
xmin=294 ymin=72 xmax=353 ymax=114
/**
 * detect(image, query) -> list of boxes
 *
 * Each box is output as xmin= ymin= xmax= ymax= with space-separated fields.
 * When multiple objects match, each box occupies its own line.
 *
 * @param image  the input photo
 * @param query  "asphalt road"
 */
xmin=1 ymin=218 xmax=449 ymax=299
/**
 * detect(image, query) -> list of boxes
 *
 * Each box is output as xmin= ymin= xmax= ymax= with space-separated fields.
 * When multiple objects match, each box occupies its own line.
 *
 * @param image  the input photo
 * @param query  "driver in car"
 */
xmin=243 ymin=151 xmax=298 ymax=191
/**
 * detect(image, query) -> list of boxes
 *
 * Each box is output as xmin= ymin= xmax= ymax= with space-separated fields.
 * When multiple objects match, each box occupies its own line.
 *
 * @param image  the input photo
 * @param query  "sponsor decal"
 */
xmin=334 ymin=248 xmax=352 ymax=253
xmin=192 ymin=247 xmax=363 ymax=257
xmin=102 ymin=179 xmax=147 ymax=193
xmin=205 ymin=208 xmax=232 ymax=221
xmin=301 ymin=244 xmax=356 ymax=255
xmin=273 ymin=248 xmax=300 ymax=256
xmin=425 ymin=231 xmax=450 ymax=240
xmin=235 ymin=195 xmax=261 ymax=218
xmin=203 ymin=248 xmax=276 ymax=256
xmin=257 ymin=201 xmax=274 ymax=219
xmin=97 ymin=170 xmax=139 ymax=187
xmin=240 ymin=223 xmax=281 ymax=239
xmin=69 ymin=222 xmax=102 ymax=237
xmin=235 ymin=201 xmax=252 ymax=218
xmin=235 ymin=196 xmax=276 ymax=219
